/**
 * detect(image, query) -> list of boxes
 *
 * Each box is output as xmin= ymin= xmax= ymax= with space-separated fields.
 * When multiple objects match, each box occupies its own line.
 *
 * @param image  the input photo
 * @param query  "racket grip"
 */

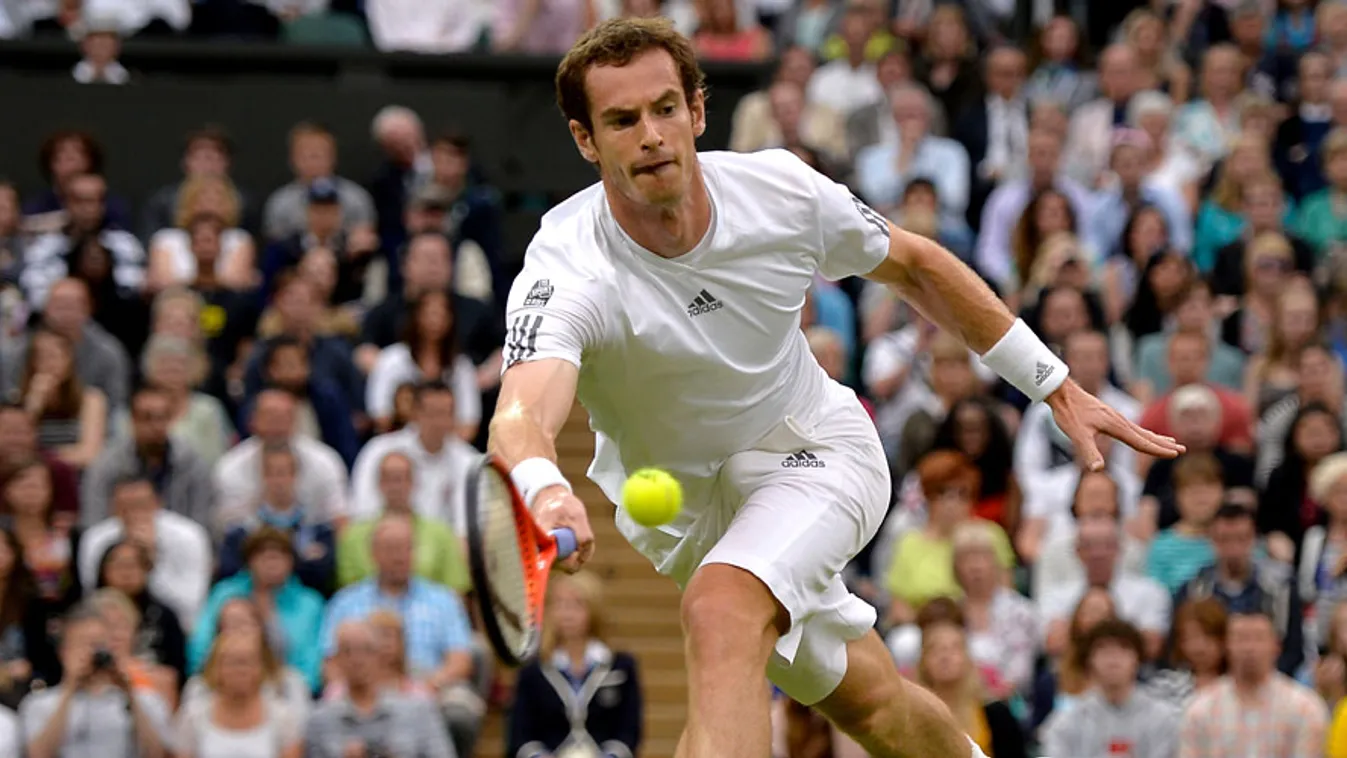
xmin=551 ymin=528 xmax=578 ymax=559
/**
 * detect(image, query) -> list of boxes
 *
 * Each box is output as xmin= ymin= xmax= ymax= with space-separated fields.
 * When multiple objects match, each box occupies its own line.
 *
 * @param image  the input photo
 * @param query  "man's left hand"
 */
xmin=1045 ymin=380 xmax=1184 ymax=470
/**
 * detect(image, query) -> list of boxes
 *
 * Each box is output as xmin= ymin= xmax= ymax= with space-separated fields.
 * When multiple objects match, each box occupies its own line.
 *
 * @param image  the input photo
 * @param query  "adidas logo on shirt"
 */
xmin=686 ymin=289 xmax=725 ymax=317
xmin=781 ymin=450 xmax=825 ymax=468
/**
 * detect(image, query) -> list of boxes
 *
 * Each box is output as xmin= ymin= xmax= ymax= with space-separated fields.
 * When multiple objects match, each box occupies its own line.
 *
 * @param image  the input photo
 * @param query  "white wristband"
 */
xmin=510 ymin=457 xmax=572 ymax=509
xmin=978 ymin=319 xmax=1069 ymax=403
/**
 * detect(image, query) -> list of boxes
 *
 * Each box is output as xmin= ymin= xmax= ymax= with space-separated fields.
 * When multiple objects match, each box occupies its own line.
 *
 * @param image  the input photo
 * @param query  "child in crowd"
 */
xmin=1147 ymin=454 xmax=1222 ymax=592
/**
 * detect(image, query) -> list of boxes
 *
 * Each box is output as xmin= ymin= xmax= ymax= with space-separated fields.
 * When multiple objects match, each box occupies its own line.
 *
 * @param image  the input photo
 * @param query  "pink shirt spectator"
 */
xmin=1178 ymin=674 xmax=1327 ymax=758
xmin=494 ymin=0 xmax=592 ymax=55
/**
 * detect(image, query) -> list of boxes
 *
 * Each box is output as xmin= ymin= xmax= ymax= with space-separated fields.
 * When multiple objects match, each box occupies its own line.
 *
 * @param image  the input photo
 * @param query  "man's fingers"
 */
xmin=1100 ymin=410 xmax=1185 ymax=458
xmin=1070 ymin=428 xmax=1106 ymax=472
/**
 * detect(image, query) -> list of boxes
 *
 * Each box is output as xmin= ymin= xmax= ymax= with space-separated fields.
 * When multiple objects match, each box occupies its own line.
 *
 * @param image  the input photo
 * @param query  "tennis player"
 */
xmin=489 ymin=17 xmax=1181 ymax=758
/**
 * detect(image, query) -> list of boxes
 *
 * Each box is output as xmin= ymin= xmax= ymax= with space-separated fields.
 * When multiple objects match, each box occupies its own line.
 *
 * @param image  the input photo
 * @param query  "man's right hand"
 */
xmin=533 ymin=486 xmax=594 ymax=571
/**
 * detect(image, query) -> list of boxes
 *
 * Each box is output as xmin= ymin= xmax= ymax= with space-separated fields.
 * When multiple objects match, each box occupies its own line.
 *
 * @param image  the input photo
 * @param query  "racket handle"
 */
xmin=551 ymin=528 xmax=578 ymax=559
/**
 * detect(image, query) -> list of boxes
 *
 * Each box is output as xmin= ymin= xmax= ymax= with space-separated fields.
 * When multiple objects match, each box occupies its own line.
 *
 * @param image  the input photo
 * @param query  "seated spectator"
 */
xmin=122 ymin=334 xmax=232 ymax=468
xmin=19 ymin=601 xmax=171 ymax=758
xmin=139 ymin=126 xmax=255 ymax=243
xmin=261 ymin=180 xmax=378 ymax=308
xmin=81 ymin=385 xmax=215 ymax=528
xmin=147 ymin=175 xmax=256 ymax=292
xmin=952 ymin=522 xmax=1036 ymax=696
xmin=1221 ymin=235 xmax=1302 ymax=357
xmin=1101 ymin=206 xmax=1171 ymax=330
xmin=215 ymin=389 xmax=348 ymax=529
xmin=0 ymin=528 xmax=55 ymax=703
xmin=367 ymin=291 xmax=480 ymax=440
xmin=366 ymin=106 xmax=431 ymax=258
xmin=94 ymin=539 xmax=186 ymax=692
xmin=729 ymin=47 xmax=845 ymax=158
xmin=1274 ymin=53 xmax=1333 ymax=202
xmin=193 ymin=526 xmax=325 ymax=692
xmin=149 ymin=285 xmax=258 ymax=419
xmin=320 ymin=514 xmax=479 ymax=752
xmin=1173 ymin=44 xmax=1246 ymax=173
xmin=245 ymin=338 xmax=358 ymax=468
xmin=804 ymin=3 xmax=885 ymax=118
xmin=1023 ymin=17 xmax=1096 ymax=113
xmin=79 ymin=475 xmax=211 ymax=631
xmin=0 ymin=405 xmax=81 ymax=519
xmin=492 ymin=0 xmax=590 ymax=53
xmin=1244 ymin=284 xmax=1321 ymax=416
xmin=1261 ymin=402 xmax=1344 ymax=561
xmin=16 ymin=327 xmax=106 ymax=469
xmin=1209 ymin=173 xmax=1316 ymax=299
xmin=886 ymin=179 xmax=974 ymax=263
xmin=1179 ymin=610 xmax=1328 ymax=756
xmin=929 ymin=397 xmax=1018 ymax=531
xmin=88 ymin=588 xmax=178 ymax=709
xmin=1039 ymin=519 xmax=1171 ymax=660
xmin=0 ymin=458 xmax=82 ymax=621
xmin=1192 ymin=146 xmax=1284 ymax=274
xmin=1122 ymin=250 xmax=1194 ymax=346
xmin=1258 ymin=343 xmax=1346 ymax=486
xmin=218 ymin=446 xmax=336 ymax=593
xmin=1061 ymin=43 xmax=1144 ymax=189
xmin=339 ymin=451 xmax=469 ymax=591
xmin=1147 ymin=454 xmax=1222 ymax=593
xmin=1043 ymin=618 xmax=1180 ymax=757
xmin=175 ymin=629 xmax=305 ymax=758
xmin=325 ymin=610 xmax=436 ymax=701
xmin=855 ymin=84 xmax=970 ymax=225
xmin=419 ymin=134 xmax=507 ymax=307
xmin=1031 ymin=471 xmax=1149 ymax=602
xmin=884 ymin=452 xmax=1015 ymax=625
xmin=891 ymin=332 xmax=987 ymax=476
xmin=1087 ymin=132 xmax=1192 ymax=261
xmin=1299 ymin=454 xmax=1347 ymax=650
xmin=262 ymin=122 xmax=376 ymax=244
xmin=306 ymin=618 xmax=454 ymax=758
xmin=181 ymin=597 xmax=311 ymax=720
xmin=1146 ymin=598 xmax=1228 ymax=710
xmin=1034 ymin=588 xmax=1116 ymax=727
xmin=1132 ymin=281 xmax=1247 ymax=402
xmin=1293 ymin=128 xmax=1347 ymax=259
xmin=1176 ymin=505 xmax=1304 ymax=675
xmin=692 ymin=0 xmax=771 ymax=61
xmin=359 ymin=231 xmax=470 ymax=359
xmin=508 ymin=572 xmax=643 ymax=758
xmin=1129 ymin=91 xmax=1201 ymax=208
xmin=20 ymin=172 xmax=144 ymax=312
xmin=1138 ymin=337 xmax=1256 ymax=455
xmin=22 ymin=131 xmax=132 ymax=230
xmin=349 ymin=381 xmax=475 ymax=530
xmin=912 ymin=611 xmax=1026 ymax=758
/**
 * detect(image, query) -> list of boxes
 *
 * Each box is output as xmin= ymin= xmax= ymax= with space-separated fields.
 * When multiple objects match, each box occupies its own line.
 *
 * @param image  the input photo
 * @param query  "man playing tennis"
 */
xmin=490 ymin=17 xmax=1181 ymax=758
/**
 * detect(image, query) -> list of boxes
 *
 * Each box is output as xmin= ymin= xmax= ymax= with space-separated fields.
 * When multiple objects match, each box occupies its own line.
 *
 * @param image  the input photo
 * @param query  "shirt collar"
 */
xmin=1302 ymin=102 xmax=1332 ymax=122
xmin=550 ymin=640 xmax=613 ymax=671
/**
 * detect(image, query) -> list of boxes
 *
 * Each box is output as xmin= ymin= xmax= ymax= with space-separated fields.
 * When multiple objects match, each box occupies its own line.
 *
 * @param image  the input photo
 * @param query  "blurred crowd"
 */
xmin=7 ymin=0 xmax=1347 ymax=756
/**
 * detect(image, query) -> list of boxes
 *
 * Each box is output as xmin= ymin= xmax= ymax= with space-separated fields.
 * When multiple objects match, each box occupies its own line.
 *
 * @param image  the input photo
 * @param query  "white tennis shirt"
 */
xmin=503 ymin=150 xmax=892 ymax=499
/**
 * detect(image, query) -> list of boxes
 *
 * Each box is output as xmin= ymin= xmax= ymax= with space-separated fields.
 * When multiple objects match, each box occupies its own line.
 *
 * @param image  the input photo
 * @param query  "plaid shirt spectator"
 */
xmin=319 ymin=577 xmax=473 ymax=675
xmin=1178 ymin=674 xmax=1328 ymax=758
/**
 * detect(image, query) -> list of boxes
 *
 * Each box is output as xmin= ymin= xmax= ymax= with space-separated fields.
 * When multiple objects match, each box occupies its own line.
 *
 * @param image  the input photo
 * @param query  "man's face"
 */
xmin=0 ymin=410 xmax=35 ymax=461
xmin=1226 ymin=614 xmax=1278 ymax=680
xmin=1168 ymin=336 xmax=1209 ymax=385
xmin=403 ymin=236 xmax=452 ymax=294
xmin=839 ymin=10 xmax=873 ymax=52
xmin=1040 ymin=289 xmax=1088 ymax=342
xmin=1064 ymin=334 xmax=1109 ymax=390
xmin=251 ymin=392 xmax=297 ymax=442
xmin=1204 ymin=49 xmax=1244 ymax=99
xmin=184 ymin=139 xmax=229 ymax=177
xmin=261 ymin=453 xmax=297 ymax=505
xmin=1212 ymin=516 xmax=1256 ymax=570
xmin=378 ymin=455 xmax=414 ymax=508
xmin=1074 ymin=473 xmax=1119 ymax=521
xmin=1089 ymin=639 xmax=1139 ymax=689
xmin=65 ymin=175 xmax=106 ymax=231
xmin=1112 ymin=144 xmax=1146 ymax=188
xmin=306 ymin=202 xmax=343 ymax=239
xmin=267 ymin=346 xmax=310 ymax=393
xmin=1300 ymin=56 xmax=1331 ymax=104
xmin=291 ymin=133 xmax=335 ymax=182
xmin=113 ymin=481 xmax=159 ymax=525
xmin=1244 ymin=183 xmax=1284 ymax=231
xmin=1332 ymin=83 xmax=1347 ymax=127
xmin=276 ymin=283 xmax=318 ymax=332
xmin=985 ymin=49 xmax=1026 ymax=100
xmin=337 ymin=625 xmax=379 ymax=686
xmin=1173 ymin=407 xmax=1221 ymax=449
xmin=1175 ymin=288 xmax=1212 ymax=332
xmin=416 ymin=391 xmax=455 ymax=442
xmin=1027 ymin=132 xmax=1062 ymax=183
xmin=776 ymin=46 xmax=816 ymax=88
xmin=1076 ymin=523 xmax=1120 ymax=585
xmin=1099 ymin=46 xmax=1139 ymax=102
xmin=430 ymin=142 xmax=469 ymax=188
xmin=43 ymin=281 xmax=89 ymax=336
xmin=1300 ymin=348 xmax=1338 ymax=401
xmin=890 ymin=90 xmax=931 ymax=141
xmin=379 ymin=119 xmax=422 ymax=166
xmin=1230 ymin=14 xmax=1265 ymax=48
xmin=81 ymin=31 xmax=119 ymax=66
xmin=372 ymin=520 xmax=414 ymax=584
xmin=572 ymin=50 xmax=706 ymax=211
xmin=131 ymin=394 xmax=172 ymax=451
xmin=768 ymin=83 xmax=806 ymax=140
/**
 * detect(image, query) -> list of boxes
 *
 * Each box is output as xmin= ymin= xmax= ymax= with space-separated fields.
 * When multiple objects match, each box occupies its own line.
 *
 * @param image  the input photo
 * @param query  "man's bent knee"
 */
xmin=681 ymin=564 xmax=788 ymax=665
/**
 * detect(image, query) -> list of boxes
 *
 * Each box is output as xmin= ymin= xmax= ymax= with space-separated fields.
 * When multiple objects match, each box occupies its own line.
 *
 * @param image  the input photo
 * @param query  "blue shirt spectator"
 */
xmin=854 ymin=84 xmax=970 ymax=226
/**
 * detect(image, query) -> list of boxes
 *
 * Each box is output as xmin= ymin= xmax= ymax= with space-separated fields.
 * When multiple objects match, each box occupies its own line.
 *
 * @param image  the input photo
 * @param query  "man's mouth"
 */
xmin=634 ymin=159 xmax=675 ymax=175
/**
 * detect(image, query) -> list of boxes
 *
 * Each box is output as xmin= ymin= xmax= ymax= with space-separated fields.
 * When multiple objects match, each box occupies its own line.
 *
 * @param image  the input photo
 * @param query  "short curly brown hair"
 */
xmin=555 ymin=17 xmax=706 ymax=133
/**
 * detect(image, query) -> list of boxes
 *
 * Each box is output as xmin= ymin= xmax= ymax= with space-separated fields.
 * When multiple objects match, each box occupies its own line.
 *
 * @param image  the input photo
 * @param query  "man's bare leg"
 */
xmin=815 ymin=630 xmax=979 ymax=758
xmin=673 ymin=564 xmax=788 ymax=758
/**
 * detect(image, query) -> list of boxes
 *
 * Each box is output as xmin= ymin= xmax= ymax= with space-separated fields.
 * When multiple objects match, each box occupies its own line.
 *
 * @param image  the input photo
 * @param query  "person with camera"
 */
xmin=20 ymin=600 xmax=172 ymax=758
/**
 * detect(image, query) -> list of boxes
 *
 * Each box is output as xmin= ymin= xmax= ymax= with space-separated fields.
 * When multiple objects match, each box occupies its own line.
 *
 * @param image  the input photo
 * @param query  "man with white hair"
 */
xmin=853 ymin=84 xmax=970 ymax=221
xmin=370 ymin=105 xmax=433 ymax=254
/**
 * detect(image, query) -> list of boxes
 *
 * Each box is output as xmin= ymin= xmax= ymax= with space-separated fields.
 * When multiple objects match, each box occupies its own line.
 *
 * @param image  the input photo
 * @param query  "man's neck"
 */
xmin=1030 ymin=174 xmax=1054 ymax=193
xmin=846 ymin=50 xmax=866 ymax=69
xmin=378 ymin=578 xmax=410 ymax=597
xmin=1233 ymin=671 xmax=1271 ymax=698
xmin=1218 ymin=560 xmax=1253 ymax=585
xmin=417 ymin=429 xmax=445 ymax=454
xmin=606 ymin=167 xmax=713 ymax=259
xmin=347 ymin=682 xmax=378 ymax=713
xmin=1099 ymin=682 xmax=1133 ymax=708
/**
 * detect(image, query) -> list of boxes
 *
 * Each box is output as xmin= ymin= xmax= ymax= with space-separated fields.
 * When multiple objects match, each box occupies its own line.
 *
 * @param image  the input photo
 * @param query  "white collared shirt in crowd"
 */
xmin=981 ymin=95 xmax=1029 ymax=182
xmin=213 ymin=435 xmax=349 ymax=532
xmin=347 ymin=426 xmax=478 ymax=534
xmin=78 ymin=510 xmax=212 ymax=631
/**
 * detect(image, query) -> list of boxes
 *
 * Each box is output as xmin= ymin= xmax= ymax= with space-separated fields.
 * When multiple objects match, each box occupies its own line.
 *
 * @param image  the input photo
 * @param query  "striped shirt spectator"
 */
xmin=1145 ymin=454 xmax=1221 ymax=593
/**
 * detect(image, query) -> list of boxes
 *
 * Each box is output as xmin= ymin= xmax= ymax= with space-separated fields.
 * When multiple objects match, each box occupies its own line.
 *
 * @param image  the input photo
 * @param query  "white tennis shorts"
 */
xmin=613 ymin=394 xmax=890 ymax=705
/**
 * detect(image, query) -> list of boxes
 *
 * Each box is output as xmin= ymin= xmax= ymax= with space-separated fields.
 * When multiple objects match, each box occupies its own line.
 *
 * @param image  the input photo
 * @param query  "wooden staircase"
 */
xmin=475 ymin=402 xmax=688 ymax=758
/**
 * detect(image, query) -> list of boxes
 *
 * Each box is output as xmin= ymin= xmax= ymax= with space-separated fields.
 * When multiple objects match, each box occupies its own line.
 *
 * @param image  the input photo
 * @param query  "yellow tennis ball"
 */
xmin=622 ymin=468 xmax=683 ymax=527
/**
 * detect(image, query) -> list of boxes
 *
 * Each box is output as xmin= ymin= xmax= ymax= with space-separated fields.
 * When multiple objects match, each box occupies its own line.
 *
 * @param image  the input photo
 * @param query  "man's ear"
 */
xmin=570 ymin=120 xmax=599 ymax=164
xmin=690 ymin=89 xmax=707 ymax=138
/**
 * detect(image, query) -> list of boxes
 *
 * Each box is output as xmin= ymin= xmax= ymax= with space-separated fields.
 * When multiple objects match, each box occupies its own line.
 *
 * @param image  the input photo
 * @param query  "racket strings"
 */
xmin=482 ymin=470 xmax=534 ymax=651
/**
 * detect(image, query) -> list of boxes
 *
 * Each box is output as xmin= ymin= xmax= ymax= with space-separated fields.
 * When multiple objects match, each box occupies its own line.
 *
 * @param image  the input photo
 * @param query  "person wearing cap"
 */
xmin=1086 ymin=129 xmax=1192 ymax=260
xmin=71 ymin=15 xmax=128 ymax=85
xmin=260 ymin=176 xmax=379 ymax=305
xmin=262 ymin=122 xmax=376 ymax=244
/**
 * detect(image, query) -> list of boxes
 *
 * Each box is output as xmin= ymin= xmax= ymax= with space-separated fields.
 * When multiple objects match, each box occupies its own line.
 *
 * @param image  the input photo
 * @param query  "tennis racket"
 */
xmin=465 ymin=454 xmax=579 ymax=667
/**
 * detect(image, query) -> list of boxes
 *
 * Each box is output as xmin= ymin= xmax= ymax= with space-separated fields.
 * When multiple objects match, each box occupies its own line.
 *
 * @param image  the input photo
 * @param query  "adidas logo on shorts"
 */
xmin=686 ymin=289 xmax=725 ymax=317
xmin=781 ymin=450 xmax=825 ymax=468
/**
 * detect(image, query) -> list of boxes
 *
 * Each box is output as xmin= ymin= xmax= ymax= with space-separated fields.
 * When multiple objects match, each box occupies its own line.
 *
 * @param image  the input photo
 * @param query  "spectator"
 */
xmin=262 ymin=122 xmax=376 ymax=244
xmin=955 ymin=45 xmax=1028 ymax=229
xmin=94 ymin=539 xmax=186 ymax=694
xmin=492 ymin=0 xmax=591 ymax=53
xmin=1122 ymin=10 xmax=1191 ymax=103
xmin=1122 ymin=249 xmax=1194 ymax=344
xmin=261 ymin=179 xmax=379 ymax=307
xmin=422 ymin=134 xmax=507 ymax=307
xmin=88 ymin=588 xmax=179 ymax=709
xmin=911 ymin=612 xmax=1026 ymax=758
xmin=139 ymin=126 xmax=254 ymax=243
xmin=1087 ymin=131 xmax=1193 ymax=260
xmin=247 ymin=337 xmax=359 ymax=468
xmin=214 ymin=389 xmax=348 ymax=530
xmin=0 ymin=458 xmax=82 ymax=625
xmin=1294 ymin=128 xmax=1347 ymax=259
xmin=1007 ymin=190 xmax=1081 ymax=300
xmin=368 ymin=106 xmax=431 ymax=255
xmin=845 ymin=48 xmax=918 ymax=159
xmin=367 ymin=291 xmax=481 ymax=440
xmin=1148 ymin=598 xmax=1228 ymax=709
xmin=0 ymin=404 xmax=79 ymax=518
xmin=1023 ymin=17 xmax=1096 ymax=112
xmin=1035 ymin=588 xmax=1116 ymax=726
xmin=1062 ymin=43 xmax=1144 ymax=188
xmin=306 ymin=618 xmax=455 ymax=758
xmin=1173 ymin=44 xmax=1246 ymax=172
xmin=1039 ymin=519 xmax=1172 ymax=660
xmin=359 ymin=231 xmax=464 ymax=360
xmin=180 ymin=597 xmax=311 ymax=719
xmin=218 ymin=444 xmax=336 ymax=592
xmin=692 ymin=0 xmax=771 ymax=61
xmin=1179 ymin=610 xmax=1328 ymax=757
xmin=71 ymin=16 xmax=128 ymax=85
xmin=730 ymin=48 xmax=840 ymax=156
xmin=1227 ymin=0 xmax=1295 ymax=101
xmin=509 ymin=572 xmax=642 ymax=758
xmin=855 ymin=84 xmax=970 ymax=227
xmin=1031 ymin=470 xmax=1149 ymax=601
xmin=344 ymin=610 xmax=437 ymax=700
xmin=1146 ymin=454 xmax=1221 ymax=592
xmin=1275 ymin=53 xmax=1334 ymax=200
xmin=1042 ymin=618 xmax=1180 ymax=758
xmin=20 ymin=172 xmax=145 ymax=312
xmin=1261 ymin=402 xmax=1344 ymax=560
xmin=912 ymin=5 xmax=980 ymax=128
xmin=1176 ymin=505 xmax=1304 ymax=675
xmin=1298 ymin=453 xmax=1347 ymax=651
xmin=78 ymin=475 xmax=211 ymax=631
xmin=127 ymin=334 xmax=232 ymax=468
xmin=1258 ymin=343 xmax=1346 ymax=485
xmin=319 ymin=514 xmax=479 ymax=753
xmin=1137 ymin=339 xmax=1256 ymax=454
xmin=366 ymin=0 xmax=483 ymax=53
xmin=81 ymin=385 xmax=215 ymax=528
xmin=1244 ymin=283 xmax=1321 ymax=414
xmin=1132 ymin=281 xmax=1247 ymax=401
xmin=18 ymin=330 xmax=107 ymax=474
xmin=175 ymin=628 xmax=305 ymax=758
xmin=22 ymin=131 xmax=131 ymax=230
xmin=1128 ymin=91 xmax=1203 ymax=209
xmin=929 ymin=396 xmax=1018 ymax=530
xmin=339 ymin=450 xmax=469 ymax=591
xmin=1193 ymin=147 xmax=1283 ymax=273
xmin=1220 ymin=232 xmax=1302 ymax=355
xmin=147 ymin=175 xmax=256 ymax=293
xmin=952 ymin=521 xmax=1036 ymax=696
xmin=19 ymin=601 xmax=171 ymax=758
xmin=0 ymin=525 xmax=55 ymax=702
xmin=805 ymin=2 xmax=886 ymax=118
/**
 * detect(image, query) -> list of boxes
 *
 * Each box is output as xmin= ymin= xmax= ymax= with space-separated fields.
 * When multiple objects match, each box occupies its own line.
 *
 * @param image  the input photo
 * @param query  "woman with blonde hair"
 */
xmin=181 ymin=597 xmax=311 ymax=720
xmin=1222 ymin=240 xmax=1304 ymax=356
xmin=1193 ymin=145 xmax=1285 ymax=271
xmin=508 ymin=571 xmax=643 ymax=758
xmin=1121 ymin=9 xmax=1191 ymax=104
xmin=915 ymin=607 xmax=1026 ymax=757
xmin=1244 ymin=283 xmax=1322 ymax=414
xmin=147 ymin=175 xmax=256 ymax=291
xmin=175 ymin=629 xmax=304 ymax=758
